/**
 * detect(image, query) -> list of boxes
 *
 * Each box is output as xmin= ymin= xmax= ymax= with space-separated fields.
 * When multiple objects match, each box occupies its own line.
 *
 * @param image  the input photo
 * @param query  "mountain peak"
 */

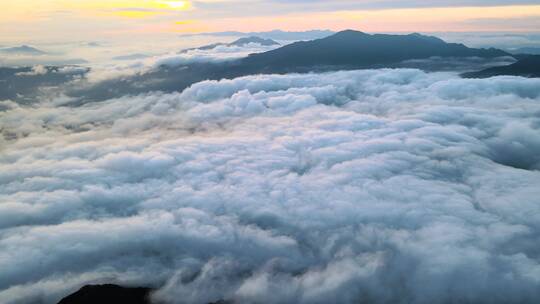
xmin=181 ymin=36 xmax=280 ymax=53
xmin=407 ymin=33 xmax=446 ymax=44
xmin=231 ymin=36 xmax=280 ymax=46
xmin=0 ymin=45 xmax=47 ymax=55
xmin=332 ymin=30 xmax=369 ymax=37
xmin=241 ymin=31 xmax=510 ymax=73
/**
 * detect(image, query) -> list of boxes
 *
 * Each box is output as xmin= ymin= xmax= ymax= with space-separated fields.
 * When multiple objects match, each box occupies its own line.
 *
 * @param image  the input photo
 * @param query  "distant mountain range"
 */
xmin=181 ymin=30 xmax=335 ymax=41
xmin=5 ymin=30 xmax=537 ymax=104
xmin=181 ymin=36 xmax=280 ymax=53
xmin=236 ymin=30 xmax=510 ymax=74
xmin=65 ymin=30 xmax=519 ymax=102
xmin=0 ymin=45 xmax=47 ymax=55
xmin=463 ymin=55 xmax=540 ymax=78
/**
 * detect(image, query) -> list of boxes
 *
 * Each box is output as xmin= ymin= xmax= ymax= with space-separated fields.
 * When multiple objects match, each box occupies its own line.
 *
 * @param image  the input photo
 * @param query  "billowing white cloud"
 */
xmin=1 ymin=69 xmax=540 ymax=304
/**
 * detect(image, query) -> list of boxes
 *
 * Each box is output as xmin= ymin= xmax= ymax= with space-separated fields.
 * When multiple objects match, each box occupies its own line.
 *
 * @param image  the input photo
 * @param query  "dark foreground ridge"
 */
xmin=462 ymin=55 xmax=540 ymax=78
xmin=57 ymin=284 xmax=232 ymax=304
xmin=57 ymin=284 xmax=153 ymax=304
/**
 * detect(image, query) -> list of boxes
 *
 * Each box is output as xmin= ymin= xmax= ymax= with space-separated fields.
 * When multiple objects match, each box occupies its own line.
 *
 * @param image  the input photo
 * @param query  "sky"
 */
xmin=2 ymin=0 xmax=540 ymax=44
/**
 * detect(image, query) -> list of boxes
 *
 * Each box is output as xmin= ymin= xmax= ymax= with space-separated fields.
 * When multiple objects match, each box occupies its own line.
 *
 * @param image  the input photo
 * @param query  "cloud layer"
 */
xmin=1 ymin=69 xmax=540 ymax=304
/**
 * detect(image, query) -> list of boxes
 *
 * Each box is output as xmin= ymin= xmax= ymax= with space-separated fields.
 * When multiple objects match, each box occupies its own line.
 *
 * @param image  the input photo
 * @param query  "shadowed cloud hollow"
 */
xmin=1 ymin=69 xmax=540 ymax=304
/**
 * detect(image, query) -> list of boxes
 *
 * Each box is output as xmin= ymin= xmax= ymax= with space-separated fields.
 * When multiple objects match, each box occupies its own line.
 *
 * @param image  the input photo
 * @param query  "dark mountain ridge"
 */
xmin=56 ymin=284 xmax=230 ymax=304
xmin=57 ymin=284 xmax=152 ymax=304
xmin=237 ymin=30 xmax=510 ymax=73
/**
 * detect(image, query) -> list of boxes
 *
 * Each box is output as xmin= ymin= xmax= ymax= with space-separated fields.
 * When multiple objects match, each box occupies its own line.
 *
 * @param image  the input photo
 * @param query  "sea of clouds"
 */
xmin=1 ymin=69 xmax=540 ymax=304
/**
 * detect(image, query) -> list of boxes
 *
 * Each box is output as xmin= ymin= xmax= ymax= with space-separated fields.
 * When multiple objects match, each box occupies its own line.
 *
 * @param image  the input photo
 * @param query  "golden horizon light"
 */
xmin=0 ymin=1 xmax=539 ymax=42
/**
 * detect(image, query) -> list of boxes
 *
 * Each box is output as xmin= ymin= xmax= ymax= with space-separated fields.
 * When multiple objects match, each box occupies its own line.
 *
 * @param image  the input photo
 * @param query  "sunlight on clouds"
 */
xmin=175 ymin=20 xmax=194 ymax=25
xmin=114 ymin=11 xmax=162 ymax=18
xmin=63 ymin=0 xmax=193 ymax=11
xmin=138 ymin=19 xmax=208 ymax=33
xmin=95 ymin=0 xmax=193 ymax=18
xmin=1 ymin=0 xmax=193 ymax=20
xmin=158 ymin=1 xmax=190 ymax=9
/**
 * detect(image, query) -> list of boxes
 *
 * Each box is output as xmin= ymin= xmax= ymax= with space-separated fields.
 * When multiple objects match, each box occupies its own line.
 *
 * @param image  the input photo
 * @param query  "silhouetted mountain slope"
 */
xmin=57 ymin=285 xmax=152 ymax=304
xmin=56 ymin=284 xmax=235 ymax=304
xmin=238 ymin=30 xmax=510 ymax=73
xmin=462 ymin=55 xmax=540 ymax=78
xmin=181 ymin=36 xmax=279 ymax=52
xmin=0 ymin=45 xmax=47 ymax=55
